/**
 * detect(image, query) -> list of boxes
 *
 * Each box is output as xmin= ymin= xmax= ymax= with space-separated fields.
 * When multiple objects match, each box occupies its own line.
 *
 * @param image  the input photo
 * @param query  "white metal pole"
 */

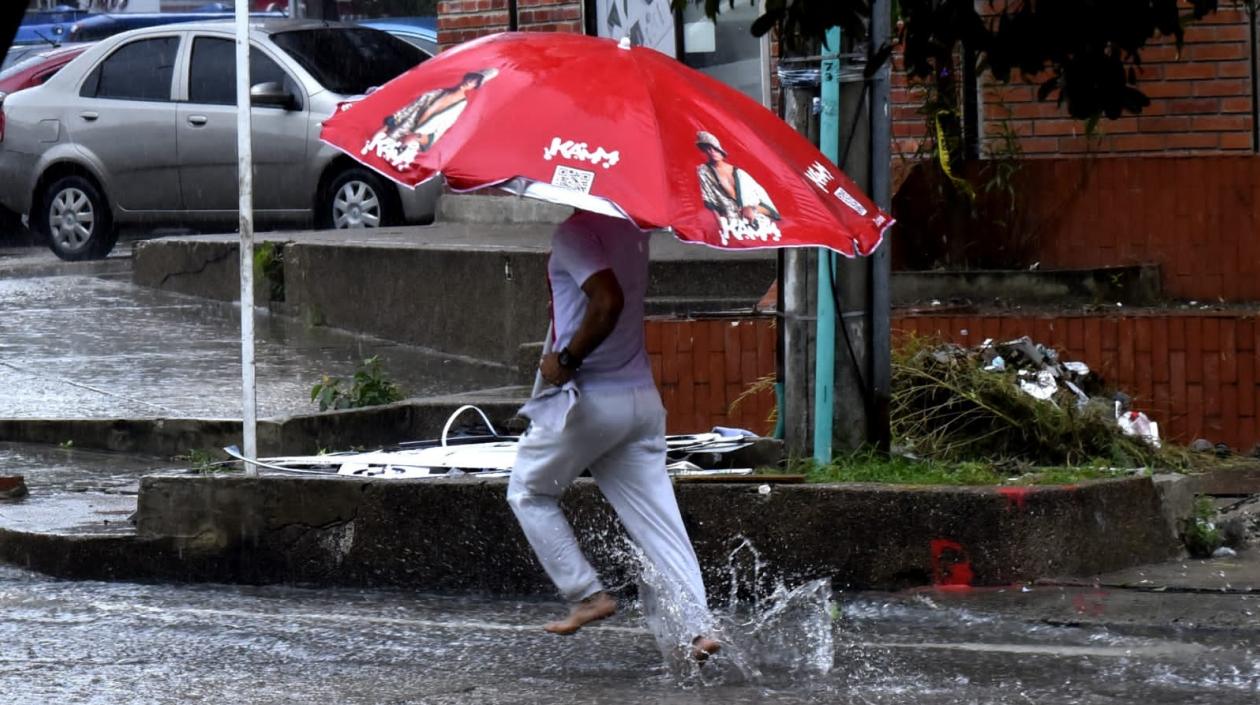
xmin=235 ymin=2 xmax=258 ymax=472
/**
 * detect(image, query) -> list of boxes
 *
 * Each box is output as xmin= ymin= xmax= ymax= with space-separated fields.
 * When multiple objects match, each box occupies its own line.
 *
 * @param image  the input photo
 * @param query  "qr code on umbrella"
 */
xmin=551 ymin=165 xmax=595 ymax=193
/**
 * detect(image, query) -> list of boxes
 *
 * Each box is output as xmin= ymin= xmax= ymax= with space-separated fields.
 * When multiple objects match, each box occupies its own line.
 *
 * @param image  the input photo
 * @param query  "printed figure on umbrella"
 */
xmin=695 ymin=130 xmax=782 ymax=246
xmin=363 ymin=68 xmax=499 ymax=170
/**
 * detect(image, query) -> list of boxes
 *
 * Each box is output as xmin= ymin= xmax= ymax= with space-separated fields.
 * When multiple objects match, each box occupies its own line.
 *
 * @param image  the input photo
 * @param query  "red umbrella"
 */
xmin=320 ymin=32 xmax=892 ymax=257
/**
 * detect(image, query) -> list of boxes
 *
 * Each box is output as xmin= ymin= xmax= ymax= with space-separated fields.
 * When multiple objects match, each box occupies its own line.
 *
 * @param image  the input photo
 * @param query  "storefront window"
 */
xmin=680 ymin=1 xmax=765 ymax=104
xmin=592 ymin=0 xmax=678 ymax=58
xmin=590 ymin=1 xmax=767 ymax=105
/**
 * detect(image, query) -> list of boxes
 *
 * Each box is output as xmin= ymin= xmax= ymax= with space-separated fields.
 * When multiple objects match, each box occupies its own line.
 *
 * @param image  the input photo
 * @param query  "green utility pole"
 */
xmin=813 ymin=26 xmax=841 ymax=465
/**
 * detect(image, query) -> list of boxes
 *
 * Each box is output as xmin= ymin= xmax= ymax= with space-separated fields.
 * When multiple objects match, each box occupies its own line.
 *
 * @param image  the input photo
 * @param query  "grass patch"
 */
xmin=785 ymin=451 xmax=1137 ymax=486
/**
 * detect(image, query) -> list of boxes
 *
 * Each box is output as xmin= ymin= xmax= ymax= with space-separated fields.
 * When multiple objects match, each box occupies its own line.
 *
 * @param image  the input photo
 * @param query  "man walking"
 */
xmin=507 ymin=209 xmax=720 ymax=661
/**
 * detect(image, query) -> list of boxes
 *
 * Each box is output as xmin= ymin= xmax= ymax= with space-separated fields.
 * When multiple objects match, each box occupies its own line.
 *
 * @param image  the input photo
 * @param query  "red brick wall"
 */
xmin=436 ymin=0 xmax=583 ymax=50
xmin=646 ymin=318 xmax=777 ymax=436
xmin=984 ymin=6 xmax=1255 ymax=156
xmin=651 ymin=313 xmax=1260 ymax=453
xmin=892 ymin=3 xmax=1256 ymax=161
xmin=893 ymin=155 xmax=1260 ymax=301
xmin=516 ymin=0 xmax=583 ymax=32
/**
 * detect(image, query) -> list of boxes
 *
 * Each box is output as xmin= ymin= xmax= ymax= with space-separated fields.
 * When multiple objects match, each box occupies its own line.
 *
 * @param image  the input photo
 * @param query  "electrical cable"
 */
xmin=826 ymin=77 xmax=876 ymax=413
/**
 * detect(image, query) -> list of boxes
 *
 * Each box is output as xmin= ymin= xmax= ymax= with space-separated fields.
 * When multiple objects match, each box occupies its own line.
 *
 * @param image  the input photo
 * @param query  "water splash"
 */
xmin=628 ymin=535 xmax=836 ymax=684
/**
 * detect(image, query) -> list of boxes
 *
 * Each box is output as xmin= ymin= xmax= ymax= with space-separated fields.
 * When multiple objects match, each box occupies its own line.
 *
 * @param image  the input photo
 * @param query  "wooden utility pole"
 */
xmin=780 ymin=82 xmax=818 ymax=459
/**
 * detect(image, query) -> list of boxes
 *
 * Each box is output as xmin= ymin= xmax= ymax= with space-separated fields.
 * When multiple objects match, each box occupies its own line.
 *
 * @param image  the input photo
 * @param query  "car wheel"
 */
xmin=320 ymin=168 xmax=400 ymax=230
xmin=39 ymin=175 xmax=116 ymax=261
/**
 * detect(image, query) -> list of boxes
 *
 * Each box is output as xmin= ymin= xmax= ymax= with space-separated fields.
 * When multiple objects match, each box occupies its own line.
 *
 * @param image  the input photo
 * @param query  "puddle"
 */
xmin=0 ymin=275 xmax=513 ymax=420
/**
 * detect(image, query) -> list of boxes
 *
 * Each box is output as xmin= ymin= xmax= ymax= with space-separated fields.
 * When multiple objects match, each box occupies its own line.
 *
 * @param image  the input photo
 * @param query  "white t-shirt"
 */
xmin=548 ymin=211 xmax=654 ymax=390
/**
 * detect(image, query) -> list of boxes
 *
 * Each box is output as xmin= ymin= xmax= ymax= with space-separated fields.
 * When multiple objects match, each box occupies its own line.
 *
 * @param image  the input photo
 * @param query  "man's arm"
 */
xmin=540 ymin=269 xmax=624 ymax=386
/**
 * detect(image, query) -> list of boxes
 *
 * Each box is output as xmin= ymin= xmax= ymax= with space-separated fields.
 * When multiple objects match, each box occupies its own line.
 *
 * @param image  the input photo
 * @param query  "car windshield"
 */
xmin=2 ymin=46 xmax=43 ymax=72
xmin=271 ymin=28 xmax=424 ymax=96
xmin=0 ymin=52 xmax=53 ymax=81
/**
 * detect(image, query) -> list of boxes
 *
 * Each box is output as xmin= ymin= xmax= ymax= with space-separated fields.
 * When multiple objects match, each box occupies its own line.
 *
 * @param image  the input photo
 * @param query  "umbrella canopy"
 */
xmin=321 ymin=31 xmax=892 ymax=257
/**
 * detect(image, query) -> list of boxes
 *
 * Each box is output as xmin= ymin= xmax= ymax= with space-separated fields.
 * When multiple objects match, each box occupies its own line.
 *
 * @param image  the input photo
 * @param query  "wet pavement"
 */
xmin=0 ymin=441 xmax=173 ymax=535
xmin=2 ymin=241 xmax=1258 ymax=703
xmin=0 ymin=441 xmax=172 ymax=495
xmin=0 ymin=564 xmax=1256 ymax=705
xmin=0 ymin=246 xmax=514 ymax=420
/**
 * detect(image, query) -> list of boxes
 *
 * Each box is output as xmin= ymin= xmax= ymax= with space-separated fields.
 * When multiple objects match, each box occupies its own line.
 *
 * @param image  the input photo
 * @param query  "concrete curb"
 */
xmin=0 ymin=474 xmax=1182 ymax=595
xmin=0 ymin=396 xmax=526 ymax=458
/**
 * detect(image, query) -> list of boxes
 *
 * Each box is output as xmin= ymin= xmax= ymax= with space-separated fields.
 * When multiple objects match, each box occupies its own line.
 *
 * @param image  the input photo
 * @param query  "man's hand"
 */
xmin=539 ymin=352 xmax=575 ymax=387
xmin=740 ymin=205 xmax=759 ymax=223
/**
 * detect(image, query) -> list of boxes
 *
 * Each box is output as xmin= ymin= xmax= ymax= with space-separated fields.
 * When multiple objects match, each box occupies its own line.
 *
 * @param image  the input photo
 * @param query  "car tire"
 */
xmin=38 ymin=175 xmax=116 ymax=261
xmin=319 ymin=168 xmax=401 ymax=230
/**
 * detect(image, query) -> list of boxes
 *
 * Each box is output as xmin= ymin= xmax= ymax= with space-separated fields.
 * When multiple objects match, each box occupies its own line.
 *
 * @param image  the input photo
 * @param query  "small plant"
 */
xmin=311 ymin=356 xmax=405 ymax=411
xmin=176 ymin=448 xmax=235 ymax=474
xmin=1182 ymin=496 xmax=1224 ymax=559
xmin=58 ymin=440 xmax=74 ymax=449
xmin=253 ymin=241 xmax=285 ymax=302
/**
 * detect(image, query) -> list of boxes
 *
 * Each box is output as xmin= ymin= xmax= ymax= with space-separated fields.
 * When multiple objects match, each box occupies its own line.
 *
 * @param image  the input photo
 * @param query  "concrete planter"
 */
xmin=0 ymin=474 xmax=1180 ymax=595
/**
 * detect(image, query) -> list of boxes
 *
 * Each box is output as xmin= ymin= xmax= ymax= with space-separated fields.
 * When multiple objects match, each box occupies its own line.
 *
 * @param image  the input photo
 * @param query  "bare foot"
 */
xmin=691 ymin=635 xmax=721 ymax=662
xmin=544 ymin=591 xmax=616 ymax=635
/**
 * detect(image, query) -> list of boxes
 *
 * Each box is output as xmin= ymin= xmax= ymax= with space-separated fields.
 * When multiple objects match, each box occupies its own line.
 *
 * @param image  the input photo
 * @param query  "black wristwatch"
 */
xmin=557 ymin=347 xmax=583 ymax=371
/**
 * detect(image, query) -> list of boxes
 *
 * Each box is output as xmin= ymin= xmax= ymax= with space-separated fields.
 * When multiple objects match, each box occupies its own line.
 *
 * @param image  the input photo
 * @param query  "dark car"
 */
xmin=14 ymin=5 xmax=93 ymax=46
xmin=358 ymin=16 xmax=437 ymax=58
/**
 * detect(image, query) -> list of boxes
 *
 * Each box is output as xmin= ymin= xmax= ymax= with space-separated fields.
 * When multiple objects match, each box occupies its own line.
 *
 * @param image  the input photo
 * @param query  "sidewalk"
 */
xmin=0 ymin=249 xmax=513 ymax=420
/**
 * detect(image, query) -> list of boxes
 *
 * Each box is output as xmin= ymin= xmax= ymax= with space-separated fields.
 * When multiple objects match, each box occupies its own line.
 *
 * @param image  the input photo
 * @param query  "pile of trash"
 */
xmin=892 ymin=335 xmax=1166 ymax=467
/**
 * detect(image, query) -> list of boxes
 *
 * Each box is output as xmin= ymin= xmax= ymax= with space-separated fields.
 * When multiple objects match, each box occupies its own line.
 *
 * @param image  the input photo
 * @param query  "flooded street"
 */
xmin=0 ymin=268 xmax=512 ymax=420
xmin=1 ymin=231 xmax=1257 ymax=705
xmin=1 ymin=563 xmax=1256 ymax=705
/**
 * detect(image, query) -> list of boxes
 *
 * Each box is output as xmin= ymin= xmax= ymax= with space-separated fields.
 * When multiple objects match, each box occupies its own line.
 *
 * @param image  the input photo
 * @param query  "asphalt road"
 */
xmin=2 ymin=237 xmax=1258 ymax=705
xmin=1 ymin=563 xmax=1257 ymax=705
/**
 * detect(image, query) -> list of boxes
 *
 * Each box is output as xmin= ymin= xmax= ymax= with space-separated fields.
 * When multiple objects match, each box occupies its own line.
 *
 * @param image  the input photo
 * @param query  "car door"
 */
xmin=71 ymin=35 xmax=181 ymax=213
xmin=177 ymin=34 xmax=309 ymax=215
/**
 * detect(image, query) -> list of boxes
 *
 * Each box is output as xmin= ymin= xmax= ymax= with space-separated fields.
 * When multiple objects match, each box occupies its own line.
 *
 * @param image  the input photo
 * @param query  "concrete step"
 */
xmin=438 ymin=193 xmax=571 ymax=225
xmin=649 ymin=258 xmax=774 ymax=300
xmin=892 ymin=264 xmax=1162 ymax=307
xmin=645 ymin=296 xmax=763 ymax=317
xmin=133 ymin=229 xmax=774 ymax=368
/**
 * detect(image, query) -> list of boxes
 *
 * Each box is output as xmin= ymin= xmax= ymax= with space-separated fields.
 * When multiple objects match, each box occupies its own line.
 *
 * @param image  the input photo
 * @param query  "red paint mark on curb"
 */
xmin=930 ymin=539 xmax=974 ymax=587
xmin=0 ymin=475 xmax=27 ymax=499
xmin=1072 ymin=590 xmax=1109 ymax=616
xmin=997 ymin=486 xmax=1032 ymax=511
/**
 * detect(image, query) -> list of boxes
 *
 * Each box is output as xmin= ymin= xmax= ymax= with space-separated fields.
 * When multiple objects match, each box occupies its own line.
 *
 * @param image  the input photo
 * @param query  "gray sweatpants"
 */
xmin=507 ymin=384 xmax=712 ymax=637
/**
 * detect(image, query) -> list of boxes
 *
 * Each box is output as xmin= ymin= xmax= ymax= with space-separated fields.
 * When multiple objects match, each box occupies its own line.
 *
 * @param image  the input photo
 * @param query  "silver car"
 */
xmin=0 ymin=20 xmax=441 ymax=260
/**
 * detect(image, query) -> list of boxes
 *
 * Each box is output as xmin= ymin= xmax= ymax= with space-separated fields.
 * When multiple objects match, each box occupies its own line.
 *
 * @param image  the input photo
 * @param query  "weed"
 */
xmin=1182 ymin=496 xmax=1224 ymax=559
xmin=311 ymin=356 xmax=405 ymax=411
xmin=728 ymin=372 xmax=777 ymax=426
xmin=253 ymin=241 xmax=285 ymax=302
xmin=58 ymin=440 xmax=74 ymax=449
xmin=176 ymin=449 xmax=236 ymax=474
